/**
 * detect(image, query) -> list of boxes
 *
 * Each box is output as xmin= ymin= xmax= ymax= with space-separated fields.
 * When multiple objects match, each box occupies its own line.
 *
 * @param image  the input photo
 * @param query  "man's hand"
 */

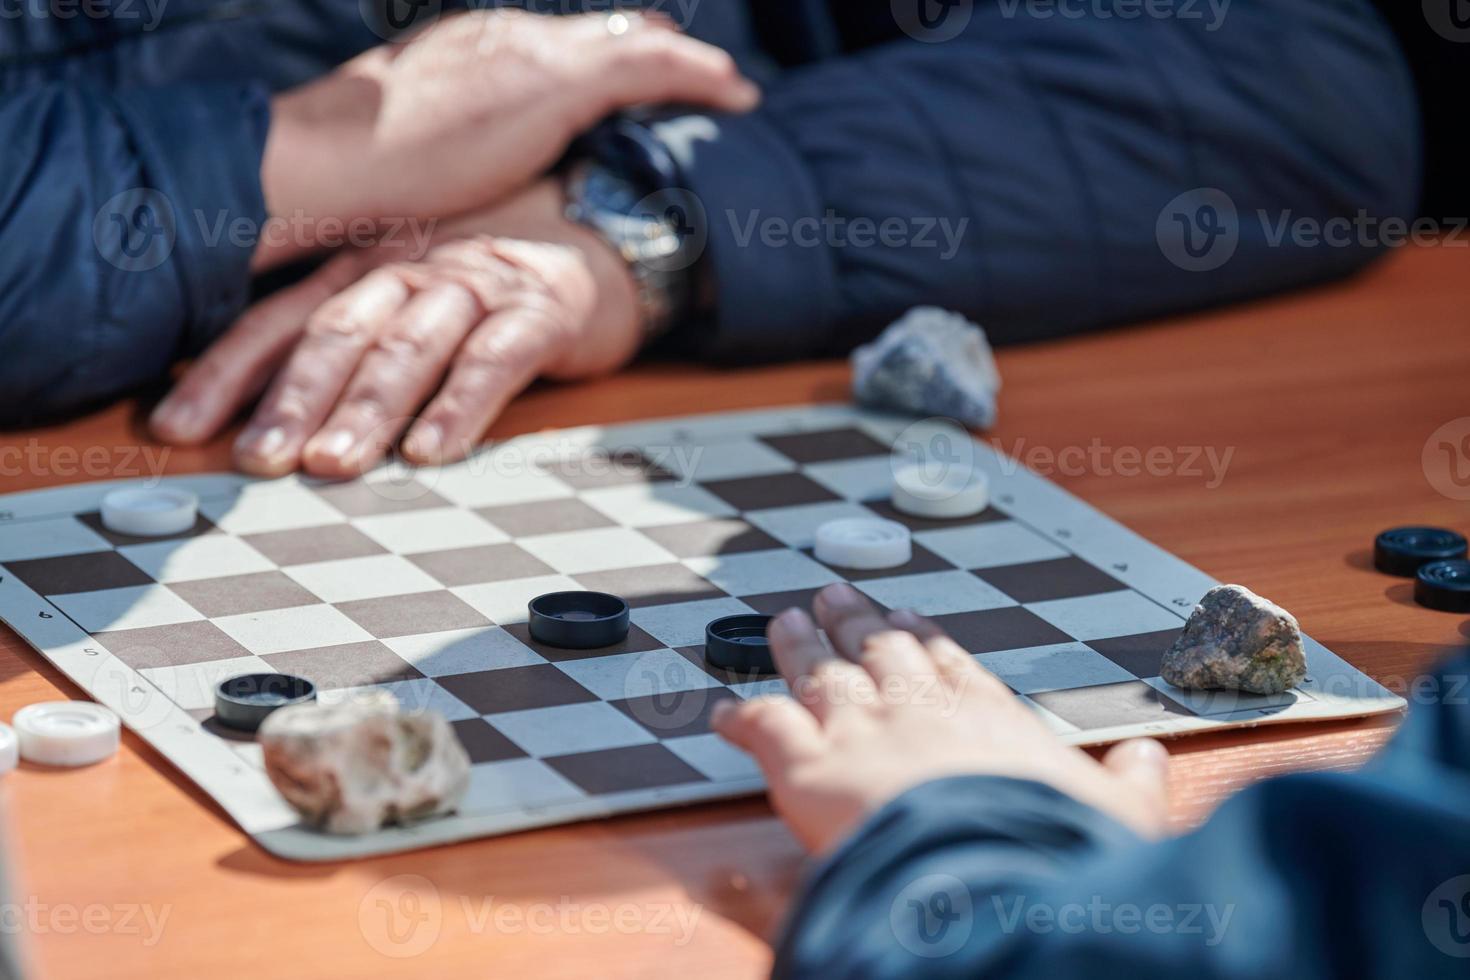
xmin=257 ymin=9 xmax=755 ymax=265
xmin=151 ymin=181 xmax=640 ymax=475
xmin=712 ymin=584 xmax=1172 ymax=854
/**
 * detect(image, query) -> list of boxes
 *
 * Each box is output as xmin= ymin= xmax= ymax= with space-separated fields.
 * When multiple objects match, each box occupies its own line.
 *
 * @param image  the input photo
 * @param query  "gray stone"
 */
xmin=1161 ymin=584 xmax=1307 ymax=695
xmin=852 ymin=307 xmax=1001 ymax=428
xmin=259 ymin=691 xmax=471 ymax=835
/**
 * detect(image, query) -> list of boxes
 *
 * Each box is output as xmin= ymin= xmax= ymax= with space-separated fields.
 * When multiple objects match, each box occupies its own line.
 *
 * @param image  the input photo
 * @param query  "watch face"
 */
xmin=587 ymin=168 xmax=645 ymax=214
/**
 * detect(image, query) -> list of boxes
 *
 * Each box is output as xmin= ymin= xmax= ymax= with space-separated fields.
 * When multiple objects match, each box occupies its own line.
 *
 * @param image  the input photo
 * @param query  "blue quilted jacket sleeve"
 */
xmin=654 ymin=0 xmax=1421 ymax=360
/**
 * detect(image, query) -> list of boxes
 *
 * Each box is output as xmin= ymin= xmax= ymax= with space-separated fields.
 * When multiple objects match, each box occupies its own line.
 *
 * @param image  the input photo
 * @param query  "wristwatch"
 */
xmin=562 ymin=144 xmax=705 ymax=342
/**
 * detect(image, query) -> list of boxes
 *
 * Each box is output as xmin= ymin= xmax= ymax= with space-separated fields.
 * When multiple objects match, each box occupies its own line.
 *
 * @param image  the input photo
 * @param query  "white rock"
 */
xmin=259 ymin=692 xmax=470 ymax=835
xmin=851 ymin=307 xmax=1001 ymax=428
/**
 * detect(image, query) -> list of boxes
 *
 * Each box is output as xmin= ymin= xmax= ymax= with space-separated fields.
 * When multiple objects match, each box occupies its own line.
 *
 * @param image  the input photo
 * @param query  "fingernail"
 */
xmin=709 ymin=699 xmax=735 ymax=728
xmin=819 ymin=582 xmax=863 ymax=608
xmin=770 ymin=606 xmax=811 ymax=637
xmin=235 ymin=426 xmax=287 ymax=462
xmin=402 ymin=423 xmax=442 ymax=461
xmin=312 ymin=429 xmax=357 ymax=462
xmin=150 ymin=400 xmax=194 ymax=440
xmin=889 ymin=609 xmax=922 ymax=630
xmin=734 ymin=81 xmax=761 ymax=109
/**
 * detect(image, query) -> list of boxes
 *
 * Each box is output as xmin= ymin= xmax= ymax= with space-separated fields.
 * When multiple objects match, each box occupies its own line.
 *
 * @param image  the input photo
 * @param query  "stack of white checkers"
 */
xmin=813 ymin=462 xmax=990 ymax=570
xmin=0 ymin=485 xmax=194 ymax=773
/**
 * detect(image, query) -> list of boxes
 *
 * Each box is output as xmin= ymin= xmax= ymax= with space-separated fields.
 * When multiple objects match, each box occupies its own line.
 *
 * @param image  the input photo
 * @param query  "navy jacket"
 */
xmin=0 ymin=1 xmax=1419 ymax=424
xmin=774 ymin=649 xmax=1470 ymax=978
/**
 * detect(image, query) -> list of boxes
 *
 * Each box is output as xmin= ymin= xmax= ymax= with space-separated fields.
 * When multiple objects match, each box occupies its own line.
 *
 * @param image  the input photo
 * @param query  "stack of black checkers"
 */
xmin=1373 ymin=526 xmax=1470 ymax=612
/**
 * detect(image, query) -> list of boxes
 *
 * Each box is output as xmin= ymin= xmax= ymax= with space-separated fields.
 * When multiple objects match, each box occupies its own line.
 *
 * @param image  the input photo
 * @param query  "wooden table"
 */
xmin=2 ymin=241 xmax=1467 ymax=978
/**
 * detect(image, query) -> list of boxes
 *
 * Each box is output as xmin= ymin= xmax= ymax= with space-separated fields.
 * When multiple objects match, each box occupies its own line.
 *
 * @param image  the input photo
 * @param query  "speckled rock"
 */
xmin=852 ymin=308 xmax=1000 ymax=428
xmin=259 ymin=692 xmax=470 ymax=835
xmin=1160 ymin=585 xmax=1307 ymax=695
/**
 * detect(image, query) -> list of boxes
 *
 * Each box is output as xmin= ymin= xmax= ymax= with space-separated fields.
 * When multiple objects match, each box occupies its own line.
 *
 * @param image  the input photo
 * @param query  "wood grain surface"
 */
xmin=1 ymin=241 xmax=1466 ymax=978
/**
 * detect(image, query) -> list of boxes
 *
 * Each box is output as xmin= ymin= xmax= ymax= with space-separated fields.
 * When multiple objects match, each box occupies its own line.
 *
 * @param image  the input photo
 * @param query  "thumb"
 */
xmin=1101 ymin=738 xmax=1171 ymax=835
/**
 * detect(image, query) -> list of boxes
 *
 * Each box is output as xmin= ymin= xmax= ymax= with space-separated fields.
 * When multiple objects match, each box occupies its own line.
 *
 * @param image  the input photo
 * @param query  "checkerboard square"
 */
xmin=336 ymin=590 xmax=491 ymax=639
xmin=424 ymin=463 xmax=576 ymax=508
xmin=485 ymin=701 xmax=654 ymax=756
xmin=76 ymin=510 xmax=217 ymax=548
xmin=0 ymin=517 xmax=103 ymax=563
xmin=663 ymin=733 xmax=762 ymax=782
xmin=637 ymin=519 xmax=783 ymax=559
xmin=199 ymin=483 xmax=344 ymax=534
xmin=701 ymin=472 xmax=839 ymax=511
xmin=975 ymin=557 xmax=1126 ymax=604
xmin=861 ymin=499 xmax=1008 ymax=533
xmin=53 ymin=585 xmax=204 ymax=632
xmin=632 ymin=596 xmax=757 ymax=648
xmin=439 ymin=663 xmax=596 ymax=714
xmin=312 ymin=478 xmax=448 ymax=517
xmin=544 ymin=743 xmax=707 ymax=796
xmin=453 ymin=574 xmax=583 ymax=625
xmin=1029 ymin=681 xmax=1192 ymax=730
xmin=214 ymin=603 xmax=372 ymax=656
xmin=451 ymin=718 xmax=528 ymax=764
xmin=475 ymin=499 xmax=614 ymax=537
xmin=803 ymin=457 xmax=899 ymax=502
xmin=553 ymin=648 xmax=720 ymax=701
xmin=354 ymin=507 xmax=508 ymax=555
xmin=855 ymin=570 xmax=1015 ymax=616
xmin=575 ymin=563 xmax=725 ymax=608
xmin=915 ymin=521 xmax=1069 ymax=570
xmin=659 ymin=438 xmax=795 ymax=482
xmin=1145 ymin=677 xmax=1304 ymax=717
xmin=685 ymin=550 xmax=841 ymax=596
xmin=929 ymin=607 xmax=1073 ymax=654
xmin=240 ymin=524 xmax=386 ymax=566
xmin=407 ymin=543 xmax=554 ymax=588
xmin=727 ymin=676 xmax=791 ymax=700
xmin=169 ymin=571 xmax=320 ymax=618
xmin=1085 ymin=628 xmax=1185 ymax=678
xmin=264 ymin=640 xmax=424 ymax=689
xmin=6 ymin=551 xmax=152 ymax=596
xmin=1025 ymin=590 xmax=1184 ymax=642
xmin=320 ymin=679 xmax=477 ymax=720
xmin=674 ymin=645 xmax=777 ymax=687
xmin=139 ymin=655 xmax=277 ymax=711
xmin=581 ymin=483 xmax=736 ymax=528
xmin=518 ymin=527 xmax=676 ymax=575
xmin=501 ymin=622 xmax=665 ymax=663
xmin=808 ymin=543 xmax=955 ymax=581
xmin=610 ymin=687 xmax=739 ymax=740
xmin=118 ymin=536 xmax=274 ymax=583
xmin=744 ymin=501 xmax=882 ymax=549
xmin=384 ymin=627 xmax=545 ymax=676
xmin=545 ymin=450 xmax=674 ymax=490
xmin=759 ymin=427 xmax=889 ymax=463
xmin=740 ymin=589 xmax=830 ymax=617
xmin=977 ymin=642 xmax=1138 ymax=694
xmin=97 ymin=620 xmax=253 ymax=670
xmin=284 ymin=554 xmax=440 ymax=604
xmin=461 ymin=759 xmax=582 ymax=811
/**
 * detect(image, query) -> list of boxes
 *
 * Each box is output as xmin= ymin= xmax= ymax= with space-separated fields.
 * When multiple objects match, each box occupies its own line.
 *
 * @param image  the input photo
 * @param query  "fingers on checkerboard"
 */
xmin=888 ymin=608 xmax=1010 ymax=695
xmin=814 ymin=584 xmax=935 ymax=682
xmin=711 ymin=695 xmax=823 ymax=769
xmin=767 ymin=607 xmax=873 ymax=721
